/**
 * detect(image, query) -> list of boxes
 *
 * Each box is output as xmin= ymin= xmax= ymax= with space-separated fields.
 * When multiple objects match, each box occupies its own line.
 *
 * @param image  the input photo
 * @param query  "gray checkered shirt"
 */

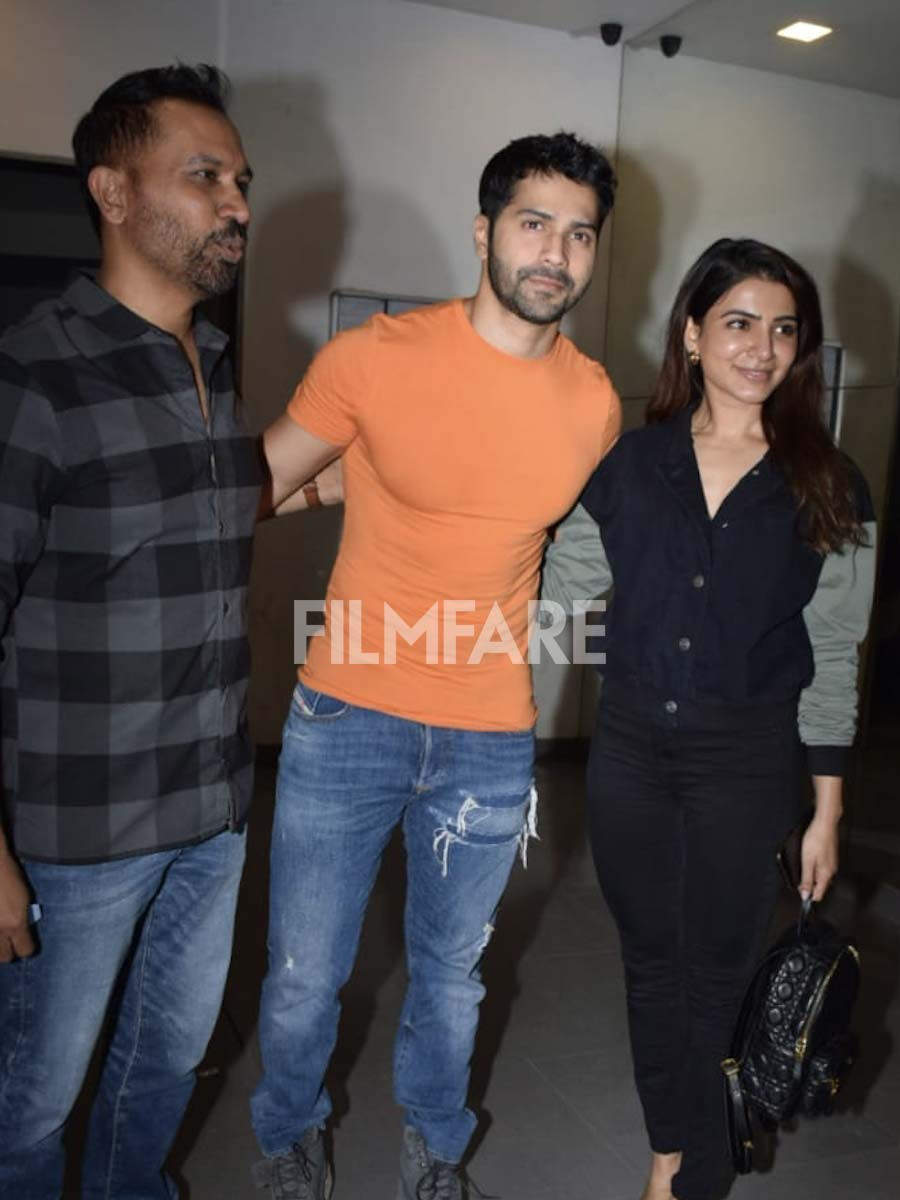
xmin=0 ymin=274 xmax=262 ymax=863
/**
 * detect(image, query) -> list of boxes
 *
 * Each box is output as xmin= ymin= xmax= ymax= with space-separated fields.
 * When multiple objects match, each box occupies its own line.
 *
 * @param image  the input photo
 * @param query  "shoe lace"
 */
xmin=272 ymin=1140 xmax=316 ymax=1199
xmin=416 ymin=1161 xmax=498 ymax=1200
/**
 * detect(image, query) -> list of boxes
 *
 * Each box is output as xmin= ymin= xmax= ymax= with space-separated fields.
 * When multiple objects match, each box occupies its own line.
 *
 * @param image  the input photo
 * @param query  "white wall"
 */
xmin=226 ymin=0 xmax=623 ymax=740
xmin=0 ymin=0 xmax=224 ymax=157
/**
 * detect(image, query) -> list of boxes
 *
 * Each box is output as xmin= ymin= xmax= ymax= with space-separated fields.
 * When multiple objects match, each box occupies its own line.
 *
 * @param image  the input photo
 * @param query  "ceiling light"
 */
xmin=777 ymin=21 xmax=833 ymax=43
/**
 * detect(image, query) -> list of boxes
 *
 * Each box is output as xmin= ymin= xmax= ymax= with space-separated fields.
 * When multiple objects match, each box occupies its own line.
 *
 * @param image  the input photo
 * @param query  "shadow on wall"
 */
xmin=831 ymin=175 xmax=900 ymax=753
xmin=603 ymin=149 xmax=700 ymax=425
xmin=230 ymin=75 xmax=455 ymax=745
xmin=832 ymin=173 xmax=900 ymax=390
xmin=814 ymin=175 xmax=900 ymax=526
xmin=564 ymin=220 xmax=610 ymax=365
xmin=232 ymin=77 xmax=348 ymax=425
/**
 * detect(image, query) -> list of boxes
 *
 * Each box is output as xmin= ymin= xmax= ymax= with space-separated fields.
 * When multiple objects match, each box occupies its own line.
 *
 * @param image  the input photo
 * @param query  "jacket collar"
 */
xmin=656 ymin=402 xmax=790 ymax=530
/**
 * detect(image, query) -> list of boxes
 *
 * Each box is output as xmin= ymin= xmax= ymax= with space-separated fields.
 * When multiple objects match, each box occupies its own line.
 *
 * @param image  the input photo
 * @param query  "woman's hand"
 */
xmin=800 ymin=775 xmax=843 ymax=902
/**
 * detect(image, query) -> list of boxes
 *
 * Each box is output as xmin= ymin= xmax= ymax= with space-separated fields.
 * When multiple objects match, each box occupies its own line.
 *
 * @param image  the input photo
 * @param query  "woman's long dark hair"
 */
xmin=648 ymin=238 xmax=863 ymax=552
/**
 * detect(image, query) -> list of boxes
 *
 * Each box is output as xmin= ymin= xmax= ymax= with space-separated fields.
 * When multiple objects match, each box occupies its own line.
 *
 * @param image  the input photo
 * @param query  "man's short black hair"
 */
xmin=478 ymin=132 xmax=616 ymax=229
xmin=72 ymin=63 xmax=231 ymax=233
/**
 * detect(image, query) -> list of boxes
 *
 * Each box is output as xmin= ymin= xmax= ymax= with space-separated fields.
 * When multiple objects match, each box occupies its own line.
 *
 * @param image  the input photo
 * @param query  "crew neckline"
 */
xmin=452 ymin=297 xmax=563 ymax=366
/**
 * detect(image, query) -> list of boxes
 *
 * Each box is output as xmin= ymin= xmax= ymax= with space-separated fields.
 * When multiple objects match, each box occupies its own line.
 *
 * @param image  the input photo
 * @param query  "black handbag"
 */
xmin=721 ymin=887 xmax=860 ymax=1173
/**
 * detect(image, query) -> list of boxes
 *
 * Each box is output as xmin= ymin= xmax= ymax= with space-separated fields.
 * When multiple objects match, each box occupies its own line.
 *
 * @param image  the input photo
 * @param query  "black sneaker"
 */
xmin=252 ymin=1127 xmax=333 ymax=1200
xmin=396 ymin=1126 xmax=464 ymax=1200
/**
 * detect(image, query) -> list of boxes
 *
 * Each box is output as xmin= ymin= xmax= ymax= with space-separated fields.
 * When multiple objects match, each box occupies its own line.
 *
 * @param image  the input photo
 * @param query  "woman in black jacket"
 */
xmin=543 ymin=239 xmax=875 ymax=1200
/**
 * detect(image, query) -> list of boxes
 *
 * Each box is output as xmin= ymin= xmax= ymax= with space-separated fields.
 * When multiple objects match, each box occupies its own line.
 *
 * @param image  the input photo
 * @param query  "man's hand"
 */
xmin=312 ymin=457 xmax=343 ymax=506
xmin=0 ymin=852 xmax=34 ymax=963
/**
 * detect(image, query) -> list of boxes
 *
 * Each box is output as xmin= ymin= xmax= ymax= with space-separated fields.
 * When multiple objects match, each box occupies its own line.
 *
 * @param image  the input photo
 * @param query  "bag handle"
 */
xmin=721 ymin=1058 xmax=754 ymax=1174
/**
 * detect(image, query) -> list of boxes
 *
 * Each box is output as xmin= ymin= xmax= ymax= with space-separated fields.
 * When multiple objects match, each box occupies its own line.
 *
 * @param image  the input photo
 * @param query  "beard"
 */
xmin=486 ymin=230 xmax=591 ymax=326
xmin=132 ymin=200 xmax=246 ymax=298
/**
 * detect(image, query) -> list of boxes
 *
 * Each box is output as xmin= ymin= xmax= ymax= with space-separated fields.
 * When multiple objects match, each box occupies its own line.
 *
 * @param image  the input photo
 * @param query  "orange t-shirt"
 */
xmin=288 ymin=298 xmax=620 ymax=731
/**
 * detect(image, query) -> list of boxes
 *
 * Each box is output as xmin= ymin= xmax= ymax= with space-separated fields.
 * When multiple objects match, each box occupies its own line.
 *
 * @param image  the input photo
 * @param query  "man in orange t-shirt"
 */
xmin=251 ymin=133 xmax=620 ymax=1200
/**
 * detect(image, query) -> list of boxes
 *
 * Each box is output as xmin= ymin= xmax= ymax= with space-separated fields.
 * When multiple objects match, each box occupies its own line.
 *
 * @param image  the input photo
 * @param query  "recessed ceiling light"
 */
xmin=777 ymin=21 xmax=833 ymax=43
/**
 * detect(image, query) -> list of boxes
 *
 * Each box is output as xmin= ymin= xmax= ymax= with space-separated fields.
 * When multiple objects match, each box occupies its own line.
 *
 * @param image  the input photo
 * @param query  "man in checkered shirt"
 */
xmin=0 ymin=65 xmax=262 ymax=1197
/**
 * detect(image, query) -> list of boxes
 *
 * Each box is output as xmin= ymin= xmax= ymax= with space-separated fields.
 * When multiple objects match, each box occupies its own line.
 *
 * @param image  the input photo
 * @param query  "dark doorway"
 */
xmin=0 ymin=154 xmax=240 ymax=346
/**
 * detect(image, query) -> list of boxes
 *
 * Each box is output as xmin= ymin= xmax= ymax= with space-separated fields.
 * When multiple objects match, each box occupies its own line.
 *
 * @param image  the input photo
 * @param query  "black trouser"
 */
xmin=587 ymin=683 xmax=804 ymax=1200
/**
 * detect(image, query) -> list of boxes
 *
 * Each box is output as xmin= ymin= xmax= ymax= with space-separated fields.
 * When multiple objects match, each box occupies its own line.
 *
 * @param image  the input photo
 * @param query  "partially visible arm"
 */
xmin=0 ymin=828 xmax=33 ymax=962
xmin=0 ymin=352 xmax=63 ymax=961
xmin=271 ymin=455 xmax=344 ymax=517
xmin=258 ymin=326 xmax=366 ymax=518
xmin=257 ymin=414 xmax=343 ymax=518
xmin=797 ymin=519 xmax=877 ymax=901
xmin=798 ymin=523 xmax=877 ymax=773
xmin=800 ymin=776 xmax=842 ymax=903
xmin=541 ymin=501 xmax=613 ymax=613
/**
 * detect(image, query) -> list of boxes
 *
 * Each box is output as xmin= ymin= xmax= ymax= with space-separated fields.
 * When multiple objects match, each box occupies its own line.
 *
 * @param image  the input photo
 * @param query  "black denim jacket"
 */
xmin=542 ymin=407 xmax=876 ymax=776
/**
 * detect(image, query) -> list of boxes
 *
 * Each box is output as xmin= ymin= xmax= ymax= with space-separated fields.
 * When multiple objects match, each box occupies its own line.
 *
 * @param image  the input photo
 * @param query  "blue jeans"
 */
xmin=251 ymin=682 xmax=536 ymax=1165
xmin=0 ymin=828 xmax=246 ymax=1200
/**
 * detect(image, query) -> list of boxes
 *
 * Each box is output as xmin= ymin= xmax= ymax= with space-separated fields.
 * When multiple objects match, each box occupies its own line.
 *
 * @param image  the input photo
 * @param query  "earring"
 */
xmin=687 ymin=349 xmax=700 ymax=366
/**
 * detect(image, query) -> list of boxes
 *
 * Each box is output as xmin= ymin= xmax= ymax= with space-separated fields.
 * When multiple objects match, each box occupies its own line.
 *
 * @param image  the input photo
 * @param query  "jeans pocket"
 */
xmin=291 ymin=680 xmax=350 ymax=721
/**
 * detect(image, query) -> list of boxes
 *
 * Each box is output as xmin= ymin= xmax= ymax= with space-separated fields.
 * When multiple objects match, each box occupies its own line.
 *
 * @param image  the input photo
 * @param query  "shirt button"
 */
xmin=223 ymin=600 xmax=230 ymax=614
xmin=218 ymin=520 xmax=226 ymax=534
xmin=692 ymin=573 xmax=705 ymax=589
xmin=665 ymin=700 xmax=678 ymax=714
xmin=678 ymin=636 xmax=691 ymax=652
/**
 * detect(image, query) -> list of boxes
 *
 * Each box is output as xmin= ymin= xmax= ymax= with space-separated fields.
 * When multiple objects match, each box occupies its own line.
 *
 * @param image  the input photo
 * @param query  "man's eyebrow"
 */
xmin=186 ymin=153 xmax=254 ymax=180
xmin=516 ymin=207 xmax=599 ymax=232
xmin=516 ymin=207 xmax=553 ymax=220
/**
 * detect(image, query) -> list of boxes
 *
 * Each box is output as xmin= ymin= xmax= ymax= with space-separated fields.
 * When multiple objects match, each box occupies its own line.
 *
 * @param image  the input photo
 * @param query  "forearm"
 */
xmin=799 ymin=775 xmax=843 ymax=901
xmin=258 ymin=479 xmax=317 ymax=521
xmin=810 ymin=775 xmax=843 ymax=825
xmin=262 ymin=414 xmax=342 ymax=510
xmin=257 ymin=455 xmax=344 ymax=521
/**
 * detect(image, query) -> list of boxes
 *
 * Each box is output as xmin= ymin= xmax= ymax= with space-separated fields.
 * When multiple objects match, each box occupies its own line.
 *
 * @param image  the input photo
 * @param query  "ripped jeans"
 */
xmin=251 ymin=680 xmax=536 ymax=1164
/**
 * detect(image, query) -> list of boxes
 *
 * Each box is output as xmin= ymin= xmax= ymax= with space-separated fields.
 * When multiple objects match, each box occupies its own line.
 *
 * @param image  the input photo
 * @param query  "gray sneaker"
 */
xmin=252 ymin=1126 xmax=333 ymax=1200
xmin=396 ymin=1125 xmax=464 ymax=1200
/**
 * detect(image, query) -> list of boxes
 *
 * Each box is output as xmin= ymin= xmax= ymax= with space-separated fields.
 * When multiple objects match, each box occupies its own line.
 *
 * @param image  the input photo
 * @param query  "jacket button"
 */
xmin=720 ymin=520 xmax=729 ymax=529
xmin=678 ymin=636 xmax=691 ymax=652
xmin=664 ymin=700 xmax=678 ymax=714
xmin=692 ymin=573 xmax=705 ymax=588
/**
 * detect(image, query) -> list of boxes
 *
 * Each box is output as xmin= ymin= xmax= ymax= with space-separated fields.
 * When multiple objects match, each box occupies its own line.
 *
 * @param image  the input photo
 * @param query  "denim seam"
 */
xmin=102 ymin=895 xmax=159 ymax=1200
xmin=0 ymin=957 xmax=29 ymax=1120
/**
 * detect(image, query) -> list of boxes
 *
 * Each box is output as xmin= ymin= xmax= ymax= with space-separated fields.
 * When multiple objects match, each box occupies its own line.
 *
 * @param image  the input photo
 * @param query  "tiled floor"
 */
xmin=78 ymin=753 xmax=900 ymax=1198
